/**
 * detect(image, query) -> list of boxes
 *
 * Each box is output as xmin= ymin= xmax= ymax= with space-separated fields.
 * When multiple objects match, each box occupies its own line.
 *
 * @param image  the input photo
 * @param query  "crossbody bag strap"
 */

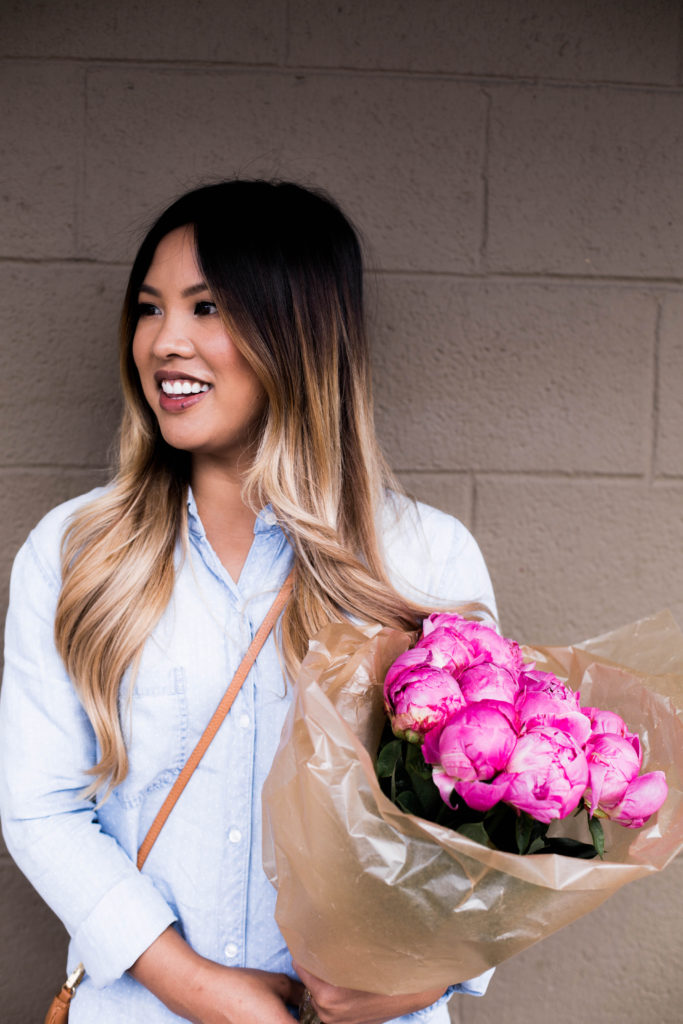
xmin=137 ymin=568 xmax=294 ymax=870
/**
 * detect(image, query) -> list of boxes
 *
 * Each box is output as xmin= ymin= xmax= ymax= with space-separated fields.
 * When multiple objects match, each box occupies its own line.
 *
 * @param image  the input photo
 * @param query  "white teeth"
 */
xmin=160 ymin=379 xmax=210 ymax=395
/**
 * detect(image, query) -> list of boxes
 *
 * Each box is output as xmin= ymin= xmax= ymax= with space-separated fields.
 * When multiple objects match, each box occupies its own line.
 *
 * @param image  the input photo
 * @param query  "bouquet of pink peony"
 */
xmin=262 ymin=611 xmax=683 ymax=996
xmin=379 ymin=612 xmax=668 ymax=859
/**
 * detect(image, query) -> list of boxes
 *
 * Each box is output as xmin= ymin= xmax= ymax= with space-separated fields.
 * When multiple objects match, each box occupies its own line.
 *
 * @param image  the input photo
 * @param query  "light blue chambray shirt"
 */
xmin=0 ymin=488 xmax=496 ymax=1023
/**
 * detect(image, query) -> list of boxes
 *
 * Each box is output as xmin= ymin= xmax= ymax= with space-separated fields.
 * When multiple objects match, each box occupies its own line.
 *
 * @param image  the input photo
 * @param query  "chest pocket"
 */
xmin=114 ymin=663 xmax=189 ymax=808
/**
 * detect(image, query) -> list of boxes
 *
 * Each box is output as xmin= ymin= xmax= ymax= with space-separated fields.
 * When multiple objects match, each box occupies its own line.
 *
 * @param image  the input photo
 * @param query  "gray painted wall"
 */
xmin=1 ymin=2 xmax=682 ymax=1022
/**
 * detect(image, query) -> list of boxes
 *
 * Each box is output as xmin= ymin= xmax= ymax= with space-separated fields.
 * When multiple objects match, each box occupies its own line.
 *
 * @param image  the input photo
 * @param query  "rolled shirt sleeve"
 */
xmin=0 ymin=528 xmax=176 ymax=987
xmin=391 ymin=967 xmax=496 ymax=1023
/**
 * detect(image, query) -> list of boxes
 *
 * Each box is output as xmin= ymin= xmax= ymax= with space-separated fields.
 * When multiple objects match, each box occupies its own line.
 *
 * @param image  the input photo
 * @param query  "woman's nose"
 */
xmin=150 ymin=311 xmax=195 ymax=359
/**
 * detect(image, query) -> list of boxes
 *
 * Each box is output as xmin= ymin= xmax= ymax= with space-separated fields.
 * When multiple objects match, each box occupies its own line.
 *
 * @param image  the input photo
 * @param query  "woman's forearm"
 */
xmin=130 ymin=927 xmax=304 ymax=1024
xmin=129 ymin=926 xmax=208 ymax=1021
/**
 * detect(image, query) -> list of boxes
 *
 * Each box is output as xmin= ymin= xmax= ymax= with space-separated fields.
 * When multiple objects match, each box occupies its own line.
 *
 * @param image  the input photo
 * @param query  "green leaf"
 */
xmin=587 ymin=814 xmax=605 ymax=859
xmin=390 ymin=762 xmax=398 ymax=804
xmin=375 ymin=740 xmax=403 ymax=779
xmin=396 ymin=790 xmax=420 ymax=815
xmin=539 ymin=837 xmax=599 ymax=859
xmin=410 ymin=771 xmax=441 ymax=818
xmin=483 ymin=802 xmax=519 ymax=853
xmin=457 ymin=821 xmax=490 ymax=846
xmin=405 ymin=742 xmax=433 ymax=781
xmin=527 ymin=836 xmax=548 ymax=855
xmin=398 ymin=743 xmax=441 ymax=818
xmin=515 ymin=813 xmax=535 ymax=855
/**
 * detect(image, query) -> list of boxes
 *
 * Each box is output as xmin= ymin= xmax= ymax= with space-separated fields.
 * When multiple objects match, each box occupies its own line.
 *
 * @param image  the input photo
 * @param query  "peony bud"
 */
xmin=584 ymin=733 xmax=641 ymax=814
xmin=582 ymin=706 xmax=630 ymax=738
xmin=602 ymin=771 xmax=668 ymax=829
xmin=582 ymin=707 xmax=641 ymax=761
xmin=384 ymin=661 xmax=465 ymax=740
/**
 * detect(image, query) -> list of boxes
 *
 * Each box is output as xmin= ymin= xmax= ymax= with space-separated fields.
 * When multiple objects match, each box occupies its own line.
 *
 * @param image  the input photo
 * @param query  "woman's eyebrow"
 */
xmin=138 ymin=282 xmax=209 ymax=298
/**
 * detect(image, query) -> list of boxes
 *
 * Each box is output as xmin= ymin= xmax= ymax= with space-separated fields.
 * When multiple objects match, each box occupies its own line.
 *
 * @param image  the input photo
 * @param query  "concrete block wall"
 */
xmin=1 ymin=2 xmax=682 ymax=1021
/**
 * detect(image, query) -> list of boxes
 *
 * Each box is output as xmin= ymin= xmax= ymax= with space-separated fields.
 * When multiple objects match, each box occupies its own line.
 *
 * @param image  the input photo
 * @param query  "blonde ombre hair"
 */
xmin=55 ymin=181 xmax=472 ymax=797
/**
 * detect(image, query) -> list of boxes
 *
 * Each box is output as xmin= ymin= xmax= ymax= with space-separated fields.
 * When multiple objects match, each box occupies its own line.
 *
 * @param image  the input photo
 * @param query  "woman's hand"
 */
xmin=130 ymin=926 xmax=304 ymax=1023
xmin=186 ymin=961 xmax=305 ymax=1024
xmin=294 ymin=961 xmax=446 ymax=1024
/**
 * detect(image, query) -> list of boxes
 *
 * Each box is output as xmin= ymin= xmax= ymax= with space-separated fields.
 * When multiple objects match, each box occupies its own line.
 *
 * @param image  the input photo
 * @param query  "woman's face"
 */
xmin=132 ymin=226 xmax=267 ymax=468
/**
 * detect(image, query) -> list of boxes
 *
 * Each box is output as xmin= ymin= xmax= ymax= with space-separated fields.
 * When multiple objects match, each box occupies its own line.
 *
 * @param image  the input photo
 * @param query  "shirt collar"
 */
xmin=186 ymin=486 xmax=281 ymax=538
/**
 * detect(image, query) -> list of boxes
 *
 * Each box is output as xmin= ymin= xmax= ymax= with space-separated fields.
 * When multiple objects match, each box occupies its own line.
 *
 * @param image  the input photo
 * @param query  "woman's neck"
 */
xmin=191 ymin=456 xmax=258 ymax=584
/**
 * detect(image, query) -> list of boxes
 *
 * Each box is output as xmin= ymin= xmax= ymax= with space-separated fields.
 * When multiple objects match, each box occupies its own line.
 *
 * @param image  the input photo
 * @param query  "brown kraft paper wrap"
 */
xmin=261 ymin=610 xmax=683 ymax=995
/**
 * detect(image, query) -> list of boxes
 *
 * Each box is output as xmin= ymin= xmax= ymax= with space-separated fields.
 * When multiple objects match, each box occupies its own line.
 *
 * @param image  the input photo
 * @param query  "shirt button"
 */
xmin=263 ymin=511 xmax=277 ymax=526
xmin=228 ymin=827 xmax=242 ymax=844
xmin=224 ymin=942 xmax=238 ymax=960
xmin=238 ymin=713 xmax=250 ymax=729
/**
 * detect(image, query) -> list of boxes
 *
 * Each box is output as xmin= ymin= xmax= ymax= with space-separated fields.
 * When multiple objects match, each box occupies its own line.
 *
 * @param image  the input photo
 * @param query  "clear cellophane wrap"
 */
xmin=262 ymin=611 xmax=683 ymax=994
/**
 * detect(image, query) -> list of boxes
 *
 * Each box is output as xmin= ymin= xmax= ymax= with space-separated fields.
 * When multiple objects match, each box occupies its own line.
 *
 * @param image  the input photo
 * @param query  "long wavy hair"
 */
xmin=55 ymin=180 xmax=477 ymax=797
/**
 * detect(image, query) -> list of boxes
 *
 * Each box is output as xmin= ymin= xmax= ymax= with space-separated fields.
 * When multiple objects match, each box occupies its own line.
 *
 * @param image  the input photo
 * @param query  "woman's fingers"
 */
xmin=292 ymin=961 xmax=445 ymax=1024
xmin=268 ymin=970 xmax=306 ymax=1008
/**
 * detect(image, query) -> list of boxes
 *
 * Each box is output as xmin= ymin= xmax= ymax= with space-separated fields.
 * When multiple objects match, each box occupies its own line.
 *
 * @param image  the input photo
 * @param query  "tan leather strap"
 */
xmin=137 ymin=570 xmax=294 ymax=871
xmin=44 ymin=985 xmax=74 ymax=1024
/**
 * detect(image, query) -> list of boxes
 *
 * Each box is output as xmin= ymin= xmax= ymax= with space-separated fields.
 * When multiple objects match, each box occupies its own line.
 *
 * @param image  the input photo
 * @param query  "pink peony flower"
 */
xmin=422 ymin=614 xmax=524 ymax=680
xmin=379 ymin=615 xmax=669 ymax=847
xmin=384 ymin=660 xmax=465 ymax=740
xmin=458 ymin=663 xmax=520 ymax=705
xmin=601 ymin=771 xmax=668 ymax=828
xmin=518 ymin=668 xmax=577 ymax=703
xmin=517 ymin=690 xmax=592 ymax=747
xmin=421 ymin=612 xmax=466 ymax=637
xmin=453 ymin=775 xmax=512 ymax=812
xmin=384 ymin=646 xmax=435 ymax=691
xmin=582 ymin=707 xmax=641 ymax=759
xmin=423 ymin=702 xmax=518 ymax=781
xmin=583 ymin=706 xmax=628 ymax=735
xmin=584 ymin=733 xmax=641 ymax=814
xmin=414 ymin=625 xmax=478 ymax=673
xmin=423 ymin=702 xmax=518 ymax=809
xmin=497 ymin=726 xmax=589 ymax=823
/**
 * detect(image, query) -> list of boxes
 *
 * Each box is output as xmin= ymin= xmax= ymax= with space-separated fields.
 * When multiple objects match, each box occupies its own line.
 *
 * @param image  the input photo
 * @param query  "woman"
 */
xmin=0 ymin=181 xmax=495 ymax=1023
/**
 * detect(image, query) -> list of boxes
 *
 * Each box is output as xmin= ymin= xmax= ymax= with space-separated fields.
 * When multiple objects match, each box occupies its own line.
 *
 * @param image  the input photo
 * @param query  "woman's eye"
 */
xmin=194 ymin=300 xmax=218 ymax=316
xmin=136 ymin=302 xmax=161 ymax=317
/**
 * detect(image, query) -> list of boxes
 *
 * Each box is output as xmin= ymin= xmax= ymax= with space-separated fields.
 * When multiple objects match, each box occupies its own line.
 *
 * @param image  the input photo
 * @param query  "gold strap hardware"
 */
xmin=64 ymin=963 xmax=85 ymax=994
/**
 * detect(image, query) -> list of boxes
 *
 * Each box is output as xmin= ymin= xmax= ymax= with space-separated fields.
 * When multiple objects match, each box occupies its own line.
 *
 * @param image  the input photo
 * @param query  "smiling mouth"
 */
xmin=160 ymin=379 xmax=211 ymax=396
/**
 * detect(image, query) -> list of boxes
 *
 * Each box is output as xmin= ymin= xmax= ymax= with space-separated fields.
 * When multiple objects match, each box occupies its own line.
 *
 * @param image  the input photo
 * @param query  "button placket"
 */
xmin=220 ymin=611 xmax=256 ymax=970
xmin=185 ymin=493 xmax=291 ymax=974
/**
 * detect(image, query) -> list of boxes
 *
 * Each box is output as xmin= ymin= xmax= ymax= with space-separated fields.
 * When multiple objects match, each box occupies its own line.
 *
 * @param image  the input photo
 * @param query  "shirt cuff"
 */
xmin=403 ymin=967 xmax=496 ymax=1021
xmin=71 ymin=873 xmax=177 ymax=987
xmin=449 ymin=966 xmax=496 ymax=997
